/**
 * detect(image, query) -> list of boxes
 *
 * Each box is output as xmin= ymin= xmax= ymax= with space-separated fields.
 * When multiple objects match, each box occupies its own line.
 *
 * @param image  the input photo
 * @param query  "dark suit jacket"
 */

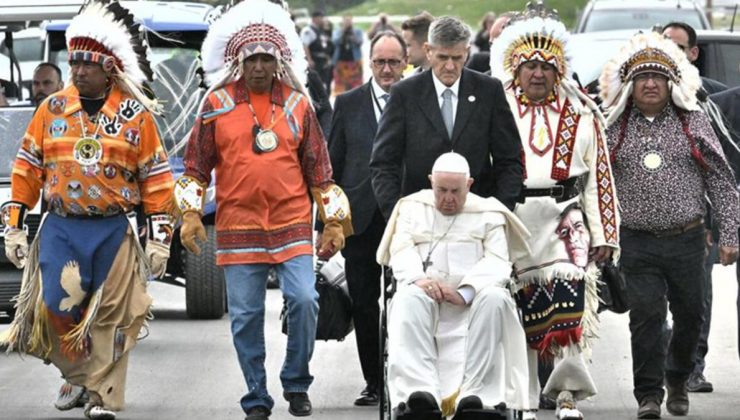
xmin=702 ymin=76 xmax=728 ymax=96
xmin=369 ymin=68 xmax=523 ymax=219
xmin=307 ymin=68 xmax=333 ymax=138
xmin=325 ymin=82 xmax=382 ymax=235
xmin=465 ymin=52 xmax=490 ymax=74
xmin=710 ymin=86 xmax=740 ymax=181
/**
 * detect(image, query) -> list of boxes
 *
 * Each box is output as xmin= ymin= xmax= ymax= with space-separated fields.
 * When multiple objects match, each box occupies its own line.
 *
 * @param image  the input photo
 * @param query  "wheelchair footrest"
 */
xmin=394 ymin=409 xmax=443 ymax=420
xmin=452 ymin=409 xmax=509 ymax=420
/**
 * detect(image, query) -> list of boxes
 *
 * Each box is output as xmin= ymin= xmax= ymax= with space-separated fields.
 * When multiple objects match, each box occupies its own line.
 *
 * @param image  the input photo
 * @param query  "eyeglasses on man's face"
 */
xmin=371 ymin=59 xmax=403 ymax=69
xmin=633 ymin=72 xmax=669 ymax=83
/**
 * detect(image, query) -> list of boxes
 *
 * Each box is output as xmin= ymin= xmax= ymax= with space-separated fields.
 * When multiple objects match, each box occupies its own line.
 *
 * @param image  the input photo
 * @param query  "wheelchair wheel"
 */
xmin=379 ymin=303 xmax=391 ymax=419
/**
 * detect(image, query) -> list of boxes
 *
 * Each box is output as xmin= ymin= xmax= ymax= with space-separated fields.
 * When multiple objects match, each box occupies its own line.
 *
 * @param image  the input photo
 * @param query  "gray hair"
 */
xmin=428 ymin=16 xmax=471 ymax=47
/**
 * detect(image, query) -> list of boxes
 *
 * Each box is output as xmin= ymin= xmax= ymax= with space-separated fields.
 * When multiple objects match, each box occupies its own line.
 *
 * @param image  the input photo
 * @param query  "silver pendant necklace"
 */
xmin=246 ymin=89 xmax=278 ymax=154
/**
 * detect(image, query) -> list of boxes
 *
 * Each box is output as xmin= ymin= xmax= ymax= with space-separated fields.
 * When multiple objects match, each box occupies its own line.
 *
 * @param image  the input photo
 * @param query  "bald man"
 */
xmin=31 ymin=63 xmax=64 ymax=106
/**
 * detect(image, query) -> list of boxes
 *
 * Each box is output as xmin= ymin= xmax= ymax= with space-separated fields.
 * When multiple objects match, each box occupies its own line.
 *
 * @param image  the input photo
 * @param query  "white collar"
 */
xmin=370 ymin=78 xmax=389 ymax=99
xmin=432 ymin=71 xmax=461 ymax=98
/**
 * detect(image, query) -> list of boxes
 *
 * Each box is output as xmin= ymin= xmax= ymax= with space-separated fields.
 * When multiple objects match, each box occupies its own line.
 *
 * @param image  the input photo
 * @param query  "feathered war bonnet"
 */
xmin=66 ymin=0 xmax=159 ymax=113
xmin=490 ymin=1 xmax=571 ymax=87
xmin=599 ymin=31 xmax=702 ymax=126
xmin=199 ymin=0 xmax=308 ymax=97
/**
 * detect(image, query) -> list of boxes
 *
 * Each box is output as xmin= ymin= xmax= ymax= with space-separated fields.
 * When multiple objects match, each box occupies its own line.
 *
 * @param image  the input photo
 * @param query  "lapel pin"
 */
xmin=468 ymin=95 xmax=476 ymax=102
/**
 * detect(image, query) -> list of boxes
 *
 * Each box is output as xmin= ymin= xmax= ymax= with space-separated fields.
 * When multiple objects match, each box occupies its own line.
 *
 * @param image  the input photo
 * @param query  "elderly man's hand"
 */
xmin=440 ymin=284 xmax=466 ymax=306
xmin=415 ymin=279 xmax=466 ymax=305
xmin=719 ymin=246 xmax=739 ymax=266
xmin=589 ymin=246 xmax=613 ymax=264
xmin=416 ymin=279 xmax=443 ymax=303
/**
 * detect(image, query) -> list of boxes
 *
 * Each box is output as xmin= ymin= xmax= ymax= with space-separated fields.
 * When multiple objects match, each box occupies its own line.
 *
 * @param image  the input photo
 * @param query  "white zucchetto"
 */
xmin=431 ymin=152 xmax=470 ymax=177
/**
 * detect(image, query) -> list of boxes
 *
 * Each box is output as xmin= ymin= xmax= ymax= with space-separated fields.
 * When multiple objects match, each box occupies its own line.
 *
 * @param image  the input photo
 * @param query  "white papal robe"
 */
xmin=376 ymin=190 xmax=532 ymax=415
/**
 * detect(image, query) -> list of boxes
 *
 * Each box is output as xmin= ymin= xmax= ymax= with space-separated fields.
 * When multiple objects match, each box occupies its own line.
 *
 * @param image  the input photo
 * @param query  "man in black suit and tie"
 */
xmin=370 ymin=16 xmax=523 ymax=219
xmin=320 ymin=30 xmax=408 ymax=406
xmin=710 ymin=85 xmax=740 ymax=361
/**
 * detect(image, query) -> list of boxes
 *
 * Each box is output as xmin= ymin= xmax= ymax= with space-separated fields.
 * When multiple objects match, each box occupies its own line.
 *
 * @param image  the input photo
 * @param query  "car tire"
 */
xmin=184 ymin=224 xmax=226 ymax=319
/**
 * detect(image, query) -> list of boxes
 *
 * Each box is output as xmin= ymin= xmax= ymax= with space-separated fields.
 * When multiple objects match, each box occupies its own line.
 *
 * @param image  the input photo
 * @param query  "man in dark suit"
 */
xmin=370 ymin=16 xmax=523 ymax=219
xmin=710 ymin=85 xmax=740 ymax=362
xmin=663 ymin=22 xmax=728 ymax=95
xmin=321 ymin=30 xmax=408 ymax=406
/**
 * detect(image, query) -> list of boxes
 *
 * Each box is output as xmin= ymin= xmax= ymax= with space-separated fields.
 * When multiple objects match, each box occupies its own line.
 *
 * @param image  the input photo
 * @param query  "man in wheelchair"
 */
xmin=377 ymin=152 xmax=532 ymax=419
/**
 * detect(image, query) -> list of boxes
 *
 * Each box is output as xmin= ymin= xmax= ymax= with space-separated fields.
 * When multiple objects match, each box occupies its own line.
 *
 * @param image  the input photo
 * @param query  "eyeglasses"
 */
xmin=371 ymin=59 xmax=403 ymax=69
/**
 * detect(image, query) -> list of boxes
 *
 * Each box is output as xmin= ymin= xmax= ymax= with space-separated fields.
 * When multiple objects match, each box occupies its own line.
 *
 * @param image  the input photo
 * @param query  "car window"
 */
xmin=716 ymin=42 xmax=740 ymax=87
xmin=584 ymin=9 xmax=706 ymax=32
xmin=0 ymin=107 xmax=35 ymax=178
xmin=8 ymin=38 xmax=43 ymax=62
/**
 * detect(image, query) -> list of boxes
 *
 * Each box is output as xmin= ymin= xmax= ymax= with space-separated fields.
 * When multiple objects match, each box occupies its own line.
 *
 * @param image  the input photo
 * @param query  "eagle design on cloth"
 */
xmin=59 ymin=261 xmax=85 ymax=312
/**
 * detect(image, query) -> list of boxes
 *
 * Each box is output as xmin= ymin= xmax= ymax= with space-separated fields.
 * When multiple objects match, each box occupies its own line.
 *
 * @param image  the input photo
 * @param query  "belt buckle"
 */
xmin=550 ymin=185 xmax=565 ymax=199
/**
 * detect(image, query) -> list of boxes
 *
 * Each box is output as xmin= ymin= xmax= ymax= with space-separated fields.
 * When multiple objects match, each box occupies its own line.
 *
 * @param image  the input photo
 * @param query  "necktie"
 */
xmin=380 ymin=93 xmax=390 ymax=112
xmin=441 ymin=88 xmax=453 ymax=138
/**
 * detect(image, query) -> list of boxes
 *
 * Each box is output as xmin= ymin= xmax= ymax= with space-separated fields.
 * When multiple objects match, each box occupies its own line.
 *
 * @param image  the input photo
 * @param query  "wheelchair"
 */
xmin=378 ymin=268 xmax=523 ymax=420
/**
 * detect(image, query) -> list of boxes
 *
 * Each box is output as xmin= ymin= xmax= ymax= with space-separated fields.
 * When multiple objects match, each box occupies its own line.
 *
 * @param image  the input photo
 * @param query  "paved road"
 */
xmin=1 ymin=264 xmax=739 ymax=420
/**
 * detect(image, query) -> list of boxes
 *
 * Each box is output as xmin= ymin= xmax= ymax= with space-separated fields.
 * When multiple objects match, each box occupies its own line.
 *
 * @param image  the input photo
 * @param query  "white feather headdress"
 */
xmin=66 ymin=0 xmax=159 ymax=113
xmin=490 ymin=2 xmax=572 ymax=86
xmin=599 ymin=32 xmax=701 ymax=126
xmin=199 ymin=0 xmax=307 ymax=93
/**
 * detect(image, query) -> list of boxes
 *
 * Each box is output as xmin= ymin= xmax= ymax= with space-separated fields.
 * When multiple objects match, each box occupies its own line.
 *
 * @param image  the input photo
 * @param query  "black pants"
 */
xmin=342 ymin=209 xmax=386 ymax=390
xmin=621 ymin=226 xmax=706 ymax=403
xmin=692 ymin=241 xmax=717 ymax=374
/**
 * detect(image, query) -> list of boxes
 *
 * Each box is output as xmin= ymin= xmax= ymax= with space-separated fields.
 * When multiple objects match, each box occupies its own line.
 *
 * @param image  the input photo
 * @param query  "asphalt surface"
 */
xmin=1 ymin=264 xmax=739 ymax=420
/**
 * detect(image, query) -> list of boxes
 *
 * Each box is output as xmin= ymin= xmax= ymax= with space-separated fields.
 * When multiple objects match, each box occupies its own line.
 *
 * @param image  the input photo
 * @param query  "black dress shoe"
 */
xmin=453 ymin=395 xmax=483 ymax=419
xmin=245 ymin=405 xmax=271 ymax=420
xmin=283 ymin=392 xmax=312 ymax=417
xmin=407 ymin=391 xmax=439 ymax=412
xmin=457 ymin=395 xmax=483 ymax=411
xmin=354 ymin=385 xmax=379 ymax=406
xmin=539 ymin=393 xmax=557 ymax=410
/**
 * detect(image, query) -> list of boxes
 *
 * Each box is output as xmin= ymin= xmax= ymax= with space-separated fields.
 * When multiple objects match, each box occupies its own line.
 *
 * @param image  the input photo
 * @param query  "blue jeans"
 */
xmin=223 ymin=255 xmax=319 ymax=413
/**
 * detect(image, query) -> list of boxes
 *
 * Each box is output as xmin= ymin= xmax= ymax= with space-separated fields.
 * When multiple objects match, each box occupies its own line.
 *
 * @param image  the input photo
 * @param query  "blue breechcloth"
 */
xmin=39 ymin=213 xmax=129 ymax=321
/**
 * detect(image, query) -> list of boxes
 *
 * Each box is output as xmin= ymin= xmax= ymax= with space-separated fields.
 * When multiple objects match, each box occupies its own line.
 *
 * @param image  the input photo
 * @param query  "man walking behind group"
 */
xmin=370 ymin=15 xmax=523 ymax=220
xmin=176 ymin=2 xmax=351 ymax=419
xmin=31 ymin=62 xmax=64 ymax=106
xmin=320 ymin=30 xmax=407 ymax=407
xmin=1 ymin=2 xmax=175 ymax=419
xmin=599 ymin=32 xmax=739 ymax=419
xmin=400 ymin=11 xmax=434 ymax=75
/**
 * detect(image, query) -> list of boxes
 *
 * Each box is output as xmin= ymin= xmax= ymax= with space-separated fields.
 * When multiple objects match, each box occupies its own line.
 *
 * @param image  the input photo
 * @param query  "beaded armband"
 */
xmin=1 ymin=201 xmax=28 ymax=230
xmin=174 ymin=176 xmax=206 ymax=216
xmin=310 ymin=184 xmax=354 ymax=236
